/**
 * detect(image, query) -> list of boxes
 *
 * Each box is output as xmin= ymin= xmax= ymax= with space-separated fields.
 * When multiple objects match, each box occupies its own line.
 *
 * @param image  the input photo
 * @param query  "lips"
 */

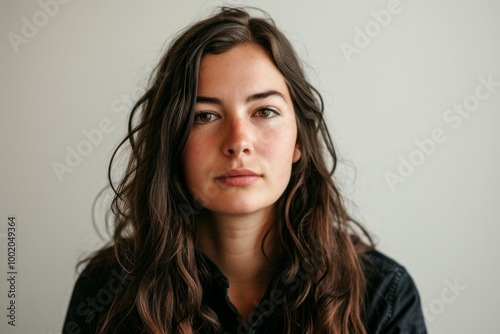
xmin=215 ymin=168 xmax=261 ymax=186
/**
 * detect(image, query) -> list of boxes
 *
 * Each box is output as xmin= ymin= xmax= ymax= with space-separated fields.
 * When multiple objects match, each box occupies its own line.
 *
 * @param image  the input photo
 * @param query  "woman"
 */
xmin=63 ymin=7 xmax=426 ymax=334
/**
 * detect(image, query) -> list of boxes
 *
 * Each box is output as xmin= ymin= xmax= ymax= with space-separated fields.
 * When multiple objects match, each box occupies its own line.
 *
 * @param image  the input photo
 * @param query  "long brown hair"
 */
xmin=84 ymin=6 xmax=373 ymax=333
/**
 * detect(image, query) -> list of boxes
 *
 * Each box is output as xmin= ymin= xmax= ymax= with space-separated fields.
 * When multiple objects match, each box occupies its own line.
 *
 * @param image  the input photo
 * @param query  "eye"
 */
xmin=194 ymin=112 xmax=219 ymax=124
xmin=254 ymin=107 xmax=279 ymax=119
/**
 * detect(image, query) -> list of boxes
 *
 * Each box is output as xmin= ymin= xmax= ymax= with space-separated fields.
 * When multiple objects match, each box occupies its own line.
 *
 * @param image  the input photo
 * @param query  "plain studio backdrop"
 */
xmin=1 ymin=0 xmax=499 ymax=333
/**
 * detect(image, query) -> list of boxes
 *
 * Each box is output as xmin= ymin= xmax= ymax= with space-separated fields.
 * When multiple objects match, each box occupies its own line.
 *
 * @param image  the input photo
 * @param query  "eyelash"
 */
xmin=193 ymin=112 xmax=219 ymax=124
xmin=254 ymin=107 xmax=279 ymax=119
xmin=193 ymin=107 xmax=280 ymax=124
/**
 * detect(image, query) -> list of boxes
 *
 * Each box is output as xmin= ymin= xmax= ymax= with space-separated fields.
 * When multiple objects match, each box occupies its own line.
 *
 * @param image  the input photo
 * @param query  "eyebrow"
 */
xmin=196 ymin=90 xmax=287 ymax=105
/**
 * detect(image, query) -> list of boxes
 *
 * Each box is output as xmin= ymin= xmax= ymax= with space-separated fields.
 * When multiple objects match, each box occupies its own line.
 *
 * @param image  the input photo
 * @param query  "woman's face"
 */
xmin=182 ymin=43 xmax=301 ymax=216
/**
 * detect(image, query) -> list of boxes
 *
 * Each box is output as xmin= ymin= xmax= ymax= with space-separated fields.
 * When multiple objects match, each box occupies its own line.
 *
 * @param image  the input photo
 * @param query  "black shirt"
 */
xmin=63 ymin=250 xmax=427 ymax=333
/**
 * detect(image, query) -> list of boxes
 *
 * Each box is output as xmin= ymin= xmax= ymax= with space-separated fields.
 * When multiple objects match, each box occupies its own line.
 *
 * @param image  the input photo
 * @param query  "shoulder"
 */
xmin=62 ymin=248 xmax=135 ymax=334
xmin=361 ymin=249 xmax=428 ymax=334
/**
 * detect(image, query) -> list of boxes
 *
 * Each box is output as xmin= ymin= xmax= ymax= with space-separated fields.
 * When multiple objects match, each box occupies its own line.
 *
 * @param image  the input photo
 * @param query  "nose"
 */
xmin=222 ymin=117 xmax=254 ymax=157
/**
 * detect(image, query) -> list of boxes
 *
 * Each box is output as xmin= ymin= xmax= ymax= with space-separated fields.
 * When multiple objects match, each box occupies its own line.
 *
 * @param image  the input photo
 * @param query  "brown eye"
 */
xmin=255 ymin=107 xmax=279 ymax=118
xmin=194 ymin=112 xmax=219 ymax=124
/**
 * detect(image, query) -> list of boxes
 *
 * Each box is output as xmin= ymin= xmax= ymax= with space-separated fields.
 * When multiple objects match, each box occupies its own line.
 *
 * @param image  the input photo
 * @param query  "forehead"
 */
xmin=198 ymin=43 xmax=290 ymax=97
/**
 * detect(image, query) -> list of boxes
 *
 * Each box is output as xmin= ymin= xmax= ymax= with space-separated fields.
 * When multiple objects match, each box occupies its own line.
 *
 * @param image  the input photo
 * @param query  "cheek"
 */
xmin=184 ymin=131 xmax=209 ymax=158
xmin=262 ymin=128 xmax=298 ymax=167
xmin=182 ymin=136 xmax=207 ymax=183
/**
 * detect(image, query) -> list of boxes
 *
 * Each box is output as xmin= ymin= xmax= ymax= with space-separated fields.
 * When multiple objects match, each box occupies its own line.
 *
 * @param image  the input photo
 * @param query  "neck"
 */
xmin=197 ymin=208 xmax=277 ymax=284
xmin=196 ymin=208 xmax=280 ymax=321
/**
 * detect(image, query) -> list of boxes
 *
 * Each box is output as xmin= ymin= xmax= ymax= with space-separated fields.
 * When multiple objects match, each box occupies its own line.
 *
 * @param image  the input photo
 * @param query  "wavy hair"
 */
xmin=84 ymin=6 xmax=373 ymax=334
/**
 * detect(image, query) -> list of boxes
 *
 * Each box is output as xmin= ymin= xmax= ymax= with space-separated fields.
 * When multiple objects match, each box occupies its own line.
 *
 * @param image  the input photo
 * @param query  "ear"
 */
xmin=292 ymin=143 xmax=302 ymax=163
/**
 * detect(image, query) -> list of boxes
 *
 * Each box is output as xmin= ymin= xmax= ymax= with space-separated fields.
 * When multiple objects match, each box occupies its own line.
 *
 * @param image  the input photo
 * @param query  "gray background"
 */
xmin=1 ymin=0 xmax=499 ymax=333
